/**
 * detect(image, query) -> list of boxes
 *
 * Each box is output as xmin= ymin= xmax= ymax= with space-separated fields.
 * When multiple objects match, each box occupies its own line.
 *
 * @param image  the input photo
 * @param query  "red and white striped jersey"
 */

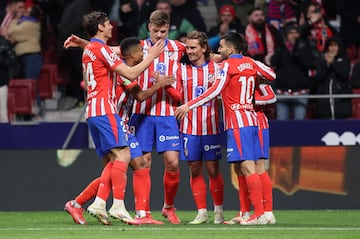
xmin=178 ymin=61 xmax=220 ymax=135
xmin=187 ymin=54 xmax=276 ymax=130
xmin=254 ymin=83 xmax=277 ymax=130
xmin=83 ymin=38 xmax=126 ymax=119
xmin=116 ymin=75 xmax=138 ymax=124
xmin=131 ymin=39 xmax=185 ymax=116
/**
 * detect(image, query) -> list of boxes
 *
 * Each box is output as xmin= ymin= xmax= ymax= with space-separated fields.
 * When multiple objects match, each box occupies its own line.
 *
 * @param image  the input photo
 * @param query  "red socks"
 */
xmin=75 ymin=177 xmax=101 ymax=206
xmin=163 ymin=169 xmax=180 ymax=206
xmin=133 ymin=168 xmax=150 ymax=211
xmin=209 ymin=173 xmax=224 ymax=206
xmin=190 ymin=175 xmax=207 ymax=209
xmin=259 ymin=172 xmax=273 ymax=211
xmin=246 ymin=173 xmax=264 ymax=217
xmin=97 ymin=162 xmax=113 ymax=201
xmin=111 ymin=160 xmax=128 ymax=200
xmin=238 ymin=175 xmax=251 ymax=213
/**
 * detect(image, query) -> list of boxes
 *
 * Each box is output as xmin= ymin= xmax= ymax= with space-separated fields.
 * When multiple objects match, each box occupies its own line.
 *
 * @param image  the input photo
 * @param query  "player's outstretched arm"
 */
xmin=115 ymin=40 xmax=164 ymax=80
xmin=63 ymin=34 xmax=89 ymax=49
xmin=63 ymin=34 xmax=120 ymax=53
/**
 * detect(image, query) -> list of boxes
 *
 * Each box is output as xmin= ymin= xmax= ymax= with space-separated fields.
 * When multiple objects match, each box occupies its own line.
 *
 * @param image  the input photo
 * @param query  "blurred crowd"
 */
xmin=1 ymin=0 xmax=360 ymax=122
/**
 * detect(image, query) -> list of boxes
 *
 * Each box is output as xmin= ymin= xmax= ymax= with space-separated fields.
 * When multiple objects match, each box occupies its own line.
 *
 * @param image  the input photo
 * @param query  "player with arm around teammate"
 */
xmin=64 ymin=36 xmax=171 ymax=225
xmin=226 ymin=77 xmax=277 ymax=225
xmin=176 ymin=30 xmax=225 ymax=225
xmin=79 ymin=11 xmax=163 ymax=225
xmin=175 ymin=32 xmax=276 ymax=225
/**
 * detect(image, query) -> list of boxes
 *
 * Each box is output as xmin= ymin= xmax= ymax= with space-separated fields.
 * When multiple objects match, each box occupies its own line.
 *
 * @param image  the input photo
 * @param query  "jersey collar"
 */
xmin=90 ymin=38 xmax=106 ymax=44
xmin=229 ymin=53 xmax=243 ymax=59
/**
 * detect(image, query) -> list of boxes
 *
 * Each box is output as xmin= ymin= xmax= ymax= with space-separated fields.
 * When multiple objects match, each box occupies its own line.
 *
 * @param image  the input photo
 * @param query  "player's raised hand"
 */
xmin=63 ymin=34 xmax=88 ymax=49
xmin=148 ymin=39 xmax=164 ymax=58
xmin=175 ymin=104 xmax=190 ymax=120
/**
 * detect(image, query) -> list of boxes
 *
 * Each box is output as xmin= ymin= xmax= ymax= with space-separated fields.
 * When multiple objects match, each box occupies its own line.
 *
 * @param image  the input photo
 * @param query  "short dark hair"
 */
xmin=221 ymin=32 xmax=247 ymax=54
xmin=82 ymin=11 xmax=109 ymax=37
xmin=120 ymin=37 xmax=141 ymax=57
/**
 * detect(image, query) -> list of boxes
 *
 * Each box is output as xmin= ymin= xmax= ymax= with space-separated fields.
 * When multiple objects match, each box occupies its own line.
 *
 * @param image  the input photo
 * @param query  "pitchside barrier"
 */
xmin=0 ymin=94 xmax=359 ymax=211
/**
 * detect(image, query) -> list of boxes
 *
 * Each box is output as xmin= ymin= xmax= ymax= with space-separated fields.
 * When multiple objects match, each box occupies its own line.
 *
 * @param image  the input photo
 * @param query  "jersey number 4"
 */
xmin=83 ymin=62 xmax=96 ymax=90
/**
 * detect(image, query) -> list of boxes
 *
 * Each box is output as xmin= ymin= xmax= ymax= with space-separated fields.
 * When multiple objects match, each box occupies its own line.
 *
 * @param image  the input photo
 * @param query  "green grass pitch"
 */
xmin=0 ymin=210 xmax=359 ymax=239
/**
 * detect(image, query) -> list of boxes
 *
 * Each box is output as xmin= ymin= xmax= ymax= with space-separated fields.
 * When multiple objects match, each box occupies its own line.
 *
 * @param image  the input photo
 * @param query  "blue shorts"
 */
xmin=87 ymin=115 xmax=128 ymax=158
xmin=258 ymin=128 xmax=269 ymax=159
xmin=226 ymin=126 xmax=262 ymax=163
xmin=180 ymin=133 xmax=222 ymax=161
xmin=128 ymin=114 xmax=180 ymax=153
xmin=128 ymin=133 xmax=143 ymax=159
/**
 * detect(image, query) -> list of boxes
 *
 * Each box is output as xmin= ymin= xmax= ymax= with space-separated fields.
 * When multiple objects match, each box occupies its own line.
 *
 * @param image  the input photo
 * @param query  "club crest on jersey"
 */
xmin=195 ymin=86 xmax=210 ymax=106
xmin=195 ymin=86 xmax=205 ymax=97
xmin=156 ymin=62 xmax=166 ymax=75
xmin=237 ymin=63 xmax=253 ymax=72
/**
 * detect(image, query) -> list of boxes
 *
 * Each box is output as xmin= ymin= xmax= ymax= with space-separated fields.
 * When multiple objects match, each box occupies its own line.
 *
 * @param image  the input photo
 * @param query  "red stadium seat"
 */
xmin=8 ymin=79 xmax=36 ymax=115
xmin=352 ymin=89 xmax=360 ymax=119
xmin=7 ymin=92 xmax=15 ymax=122
xmin=353 ymin=102 xmax=360 ymax=119
xmin=38 ymin=64 xmax=58 ymax=99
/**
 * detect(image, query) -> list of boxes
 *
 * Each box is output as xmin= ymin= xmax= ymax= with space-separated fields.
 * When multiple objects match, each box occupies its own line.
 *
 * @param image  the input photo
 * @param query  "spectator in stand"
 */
xmin=208 ymin=4 xmax=245 ymax=52
xmin=213 ymin=1 xmax=268 ymax=26
xmin=7 ymin=4 xmax=43 ymax=119
xmin=138 ymin=0 xmax=195 ymax=41
xmin=313 ymin=36 xmax=352 ymax=119
xmin=170 ymin=0 xmax=207 ymax=33
xmin=245 ymin=7 xmax=282 ymax=119
xmin=298 ymin=2 xmax=337 ymax=53
xmin=7 ymin=4 xmax=43 ymax=80
xmin=245 ymin=7 xmax=282 ymax=66
xmin=0 ymin=35 xmax=19 ymax=122
xmin=271 ymin=22 xmax=320 ymax=120
xmin=0 ymin=0 xmax=25 ymax=39
xmin=120 ymin=0 xmax=157 ymax=38
xmin=337 ymin=0 xmax=360 ymax=61
xmin=266 ymin=0 xmax=297 ymax=30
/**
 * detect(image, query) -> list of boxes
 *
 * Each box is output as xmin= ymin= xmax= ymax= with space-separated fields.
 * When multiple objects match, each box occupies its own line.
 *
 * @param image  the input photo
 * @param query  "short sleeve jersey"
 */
xmin=131 ymin=38 xmax=185 ymax=116
xmin=178 ymin=61 xmax=221 ymax=135
xmin=83 ymin=38 xmax=126 ymax=119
